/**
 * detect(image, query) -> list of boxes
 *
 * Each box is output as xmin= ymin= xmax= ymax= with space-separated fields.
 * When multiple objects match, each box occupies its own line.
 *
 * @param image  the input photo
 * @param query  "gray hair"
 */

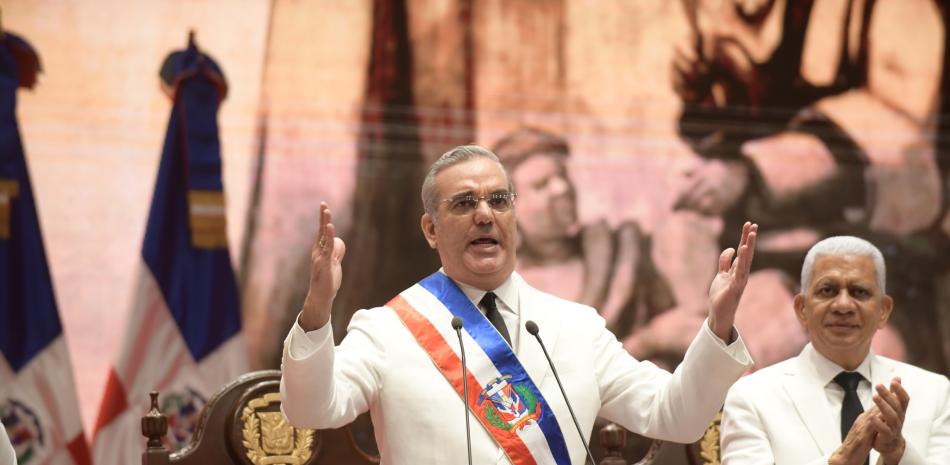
xmin=800 ymin=236 xmax=886 ymax=295
xmin=421 ymin=145 xmax=513 ymax=222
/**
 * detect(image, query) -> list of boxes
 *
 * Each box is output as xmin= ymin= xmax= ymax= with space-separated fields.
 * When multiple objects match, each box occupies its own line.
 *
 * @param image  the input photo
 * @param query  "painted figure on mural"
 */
xmin=491 ymin=128 xmax=677 ymax=356
xmin=670 ymin=0 xmax=948 ymax=373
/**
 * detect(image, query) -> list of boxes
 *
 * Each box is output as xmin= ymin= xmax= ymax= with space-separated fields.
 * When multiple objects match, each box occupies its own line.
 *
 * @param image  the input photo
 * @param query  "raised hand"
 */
xmin=871 ymin=378 xmax=909 ymax=464
xmin=706 ymin=221 xmax=757 ymax=342
xmin=299 ymin=202 xmax=347 ymax=331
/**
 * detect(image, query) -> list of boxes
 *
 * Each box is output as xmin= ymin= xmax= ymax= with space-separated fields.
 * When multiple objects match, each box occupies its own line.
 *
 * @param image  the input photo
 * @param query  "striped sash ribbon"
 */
xmin=387 ymin=272 xmax=570 ymax=465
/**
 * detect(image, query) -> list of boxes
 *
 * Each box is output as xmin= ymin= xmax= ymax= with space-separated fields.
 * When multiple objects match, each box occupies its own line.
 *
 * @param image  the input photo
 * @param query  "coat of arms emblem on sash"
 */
xmin=477 ymin=375 xmax=542 ymax=432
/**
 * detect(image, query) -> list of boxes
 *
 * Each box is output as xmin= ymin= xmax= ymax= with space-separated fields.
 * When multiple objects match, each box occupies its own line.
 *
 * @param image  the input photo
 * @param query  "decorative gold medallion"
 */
xmin=699 ymin=411 xmax=722 ymax=465
xmin=241 ymin=392 xmax=314 ymax=465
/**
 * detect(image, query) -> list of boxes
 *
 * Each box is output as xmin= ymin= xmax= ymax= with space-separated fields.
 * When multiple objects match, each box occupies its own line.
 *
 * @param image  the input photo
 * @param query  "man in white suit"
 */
xmin=721 ymin=236 xmax=950 ymax=465
xmin=281 ymin=145 xmax=757 ymax=464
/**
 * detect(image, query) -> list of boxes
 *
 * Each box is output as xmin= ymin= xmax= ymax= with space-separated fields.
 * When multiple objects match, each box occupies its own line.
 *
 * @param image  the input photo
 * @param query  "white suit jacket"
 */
xmin=721 ymin=344 xmax=950 ymax=465
xmin=281 ymin=272 xmax=752 ymax=465
xmin=0 ymin=423 xmax=15 ymax=465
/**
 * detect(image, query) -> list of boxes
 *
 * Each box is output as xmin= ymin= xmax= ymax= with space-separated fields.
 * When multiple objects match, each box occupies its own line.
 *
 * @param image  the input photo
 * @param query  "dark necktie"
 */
xmin=834 ymin=371 xmax=869 ymax=465
xmin=480 ymin=292 xmax=511 ymax=346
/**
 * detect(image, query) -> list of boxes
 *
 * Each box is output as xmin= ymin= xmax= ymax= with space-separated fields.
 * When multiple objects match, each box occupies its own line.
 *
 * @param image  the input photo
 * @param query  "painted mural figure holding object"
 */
xmin=280 ymin=145 xmax=758 ymax=464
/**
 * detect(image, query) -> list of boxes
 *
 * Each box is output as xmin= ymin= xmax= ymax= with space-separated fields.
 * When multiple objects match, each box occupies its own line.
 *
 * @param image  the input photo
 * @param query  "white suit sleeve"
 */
xmin=897 ymin=377 xmax=950 ymax=465
xmin=0 ymin=423 xmax=15 ymax=465
xmin=280 ymin=310 xmax=387 ymax=430
xmin=597 ymin=317 xmax=753 ymax=443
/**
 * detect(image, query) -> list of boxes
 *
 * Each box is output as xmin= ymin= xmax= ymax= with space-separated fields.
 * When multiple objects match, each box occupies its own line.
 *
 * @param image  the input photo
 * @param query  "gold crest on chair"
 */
xmin=697 ymin=412 xmax=722 ymax=465
xmin=241 ymin=392 xmax=314 ymax=465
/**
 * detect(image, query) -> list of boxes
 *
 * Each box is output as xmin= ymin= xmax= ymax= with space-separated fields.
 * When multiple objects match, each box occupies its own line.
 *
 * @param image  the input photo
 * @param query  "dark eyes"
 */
xmin=815 ymin=285 xmax=872 ymax=299
xmin=849 ymin=287 xmax=871 ymax=298
xmin=816 ymin=286 xmax=836 ymax=297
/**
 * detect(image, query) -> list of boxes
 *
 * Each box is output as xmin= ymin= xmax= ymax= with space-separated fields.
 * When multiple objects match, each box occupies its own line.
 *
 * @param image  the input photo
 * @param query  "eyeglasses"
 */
xmin=442 ymin=191 xmax=517 ymax=215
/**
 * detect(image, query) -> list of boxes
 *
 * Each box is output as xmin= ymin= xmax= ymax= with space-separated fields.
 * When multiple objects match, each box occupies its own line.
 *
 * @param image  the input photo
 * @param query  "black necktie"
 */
xmin=480 ymin=292 xmax=511 ymax=346
xmin=834 ymin=371 xmax=868 ymax=465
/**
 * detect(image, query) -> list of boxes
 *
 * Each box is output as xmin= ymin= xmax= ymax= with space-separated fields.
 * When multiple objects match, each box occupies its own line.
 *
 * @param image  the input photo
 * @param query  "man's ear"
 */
xmin=878 ymin=294 xmax=894 ymax=328
xmin=421 ymin=214 xmax=438 ymax=249
xmin=793 ymin=293 xmax=807 ymax=328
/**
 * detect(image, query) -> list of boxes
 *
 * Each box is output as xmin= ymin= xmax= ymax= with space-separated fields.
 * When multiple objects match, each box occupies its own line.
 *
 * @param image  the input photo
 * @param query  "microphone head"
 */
xmin=451 ymin=316 xmax=464 ymax=330
xmin=525 ymin=320 xmax=539 ymax=335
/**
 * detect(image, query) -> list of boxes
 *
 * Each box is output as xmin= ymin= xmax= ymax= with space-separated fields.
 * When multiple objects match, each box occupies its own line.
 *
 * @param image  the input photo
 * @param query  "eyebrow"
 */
xmin=448 ymin=189 xmax=510 ymax=198
xmin=813 ymin=278 xmax=875 ymax=290
xmin=448 ymin=190 xmax=476 ymax=199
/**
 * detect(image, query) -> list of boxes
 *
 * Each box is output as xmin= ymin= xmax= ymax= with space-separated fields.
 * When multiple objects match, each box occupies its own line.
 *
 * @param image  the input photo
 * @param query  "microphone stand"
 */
xmin=526 ymin=320 xmax=597 ymax=465
xmin=452 ymin=316 xmax=474 ymax=465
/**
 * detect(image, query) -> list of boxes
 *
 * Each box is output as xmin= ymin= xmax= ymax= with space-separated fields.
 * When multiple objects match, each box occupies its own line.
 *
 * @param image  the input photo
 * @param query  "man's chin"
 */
xmin=462 ymin=257 xmax=514 ymax=277
xmin=820 ymin=336 xmax=868 ymax=353
xmin=464 ymin=260 xmax=504 ymax=276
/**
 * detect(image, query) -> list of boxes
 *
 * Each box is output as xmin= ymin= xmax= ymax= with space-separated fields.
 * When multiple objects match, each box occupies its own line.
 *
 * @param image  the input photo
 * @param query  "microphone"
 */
xmin=452 ymin=316 xmax=473 ymax=465
xmin=526 ymin=320 xmax=597 ymax=465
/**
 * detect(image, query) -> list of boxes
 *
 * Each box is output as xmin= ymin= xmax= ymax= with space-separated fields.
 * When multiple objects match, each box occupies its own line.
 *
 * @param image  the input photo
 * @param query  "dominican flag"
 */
xmin=91 ymin=36 xmax=247 ymax=464
xmin=0 ymin=32 xmax=92 ymax=465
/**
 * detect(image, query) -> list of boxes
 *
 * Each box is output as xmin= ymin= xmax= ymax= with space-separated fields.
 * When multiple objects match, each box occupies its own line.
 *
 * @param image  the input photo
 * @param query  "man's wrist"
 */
xmin=881 ymin=439 xmax=905 ymax=465
xmin=299 ymin=312 xmax=329 ymax=332
xmin=299 ymin=294 xmax=332 ymax=331
xmin=707 ymin=318 xmax=736 ymax=344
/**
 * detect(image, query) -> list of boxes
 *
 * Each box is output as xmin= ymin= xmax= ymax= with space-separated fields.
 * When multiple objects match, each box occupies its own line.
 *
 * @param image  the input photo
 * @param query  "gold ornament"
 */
xmin=241 ymin=392 xmax=314 ymax=465
xmin=699 ymin=411 xmax=722 ymax=465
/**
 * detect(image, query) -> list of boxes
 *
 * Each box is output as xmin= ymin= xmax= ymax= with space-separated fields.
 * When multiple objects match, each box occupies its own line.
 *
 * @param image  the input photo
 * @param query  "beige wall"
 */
xmin=5 ymin=0 xmax=270 ymax=432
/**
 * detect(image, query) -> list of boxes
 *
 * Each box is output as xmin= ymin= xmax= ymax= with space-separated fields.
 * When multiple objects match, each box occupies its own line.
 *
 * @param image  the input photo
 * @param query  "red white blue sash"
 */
xmin=387 ymin=272 xmax=571 ymax=465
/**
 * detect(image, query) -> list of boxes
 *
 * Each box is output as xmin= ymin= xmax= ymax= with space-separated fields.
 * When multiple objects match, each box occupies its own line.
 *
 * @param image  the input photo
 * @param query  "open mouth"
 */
xmin=470 ymin=237 xmax=499 ymax=246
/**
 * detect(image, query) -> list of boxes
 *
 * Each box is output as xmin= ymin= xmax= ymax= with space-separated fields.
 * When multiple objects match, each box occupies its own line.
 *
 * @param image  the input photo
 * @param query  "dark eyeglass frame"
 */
xmin=441 ymin=191 xmax=517 ymax=215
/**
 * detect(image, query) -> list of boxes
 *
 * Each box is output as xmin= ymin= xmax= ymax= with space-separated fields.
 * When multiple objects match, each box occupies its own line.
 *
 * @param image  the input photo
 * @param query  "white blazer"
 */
xmin=281 ymin=273 xmax=752 ymax=465
xmin=721 ymin=344 xmax=950 ymax=465
xmin=0 ymin=422 xmax=15 ymax=465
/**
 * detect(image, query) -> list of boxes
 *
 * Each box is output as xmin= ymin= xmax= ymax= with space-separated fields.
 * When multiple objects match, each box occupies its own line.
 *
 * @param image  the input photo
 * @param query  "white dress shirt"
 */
xmin=809 ymin=346 xmax=875 ymax=427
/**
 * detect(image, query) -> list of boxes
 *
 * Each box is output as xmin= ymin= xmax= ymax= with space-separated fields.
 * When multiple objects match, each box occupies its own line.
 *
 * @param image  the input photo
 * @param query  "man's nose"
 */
xmin=830 ymin=290 xmax=856 ymax=312
xmin=473 ymin=199 xmax=494 ymax=224
xmin=549 ymin=176 xmax=571 ymax=195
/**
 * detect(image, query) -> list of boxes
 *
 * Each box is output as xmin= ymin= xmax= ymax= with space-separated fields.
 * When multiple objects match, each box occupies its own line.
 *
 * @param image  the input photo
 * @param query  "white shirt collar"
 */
xmin=806 ymin=343 xmax=873 ymax=387
xmin=438 ymin=269 xmax=520 ymax=315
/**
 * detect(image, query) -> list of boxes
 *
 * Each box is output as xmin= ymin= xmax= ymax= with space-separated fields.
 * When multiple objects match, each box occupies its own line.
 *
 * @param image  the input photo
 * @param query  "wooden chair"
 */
xmin=141 ymin=370 xmax=378 ymax=465
xmin=140 ymin=370 xmax=678 ymax=465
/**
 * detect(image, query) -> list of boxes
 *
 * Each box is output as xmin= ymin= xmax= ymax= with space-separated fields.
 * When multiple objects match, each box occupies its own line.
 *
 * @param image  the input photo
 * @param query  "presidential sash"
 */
xmin=387 ymin=272 xmax=571 ymax=465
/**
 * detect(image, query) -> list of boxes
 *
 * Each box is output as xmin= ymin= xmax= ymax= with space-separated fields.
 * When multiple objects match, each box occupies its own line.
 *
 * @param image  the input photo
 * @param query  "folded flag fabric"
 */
xmin=92 ymin=36 xmax=247 ymax=465
xmin=0 ymin=31 xmax=92 ymax=465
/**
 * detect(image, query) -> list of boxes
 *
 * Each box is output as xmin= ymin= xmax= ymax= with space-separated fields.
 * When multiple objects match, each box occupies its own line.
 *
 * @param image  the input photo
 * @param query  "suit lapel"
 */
xmin=514 ymin=275 xmax=556 ymax=389
xmin=869 ymin=353 xmax=895 ymax=392
xmin=782 ymin=349 xmax=840 ymax=455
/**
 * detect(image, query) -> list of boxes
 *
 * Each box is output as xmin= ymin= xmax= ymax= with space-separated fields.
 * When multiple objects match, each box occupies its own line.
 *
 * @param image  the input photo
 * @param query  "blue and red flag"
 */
xmin=0 ymin=31 xmax=92 ymax=465
xmin=91 ymin=35 xmax=247 ymax=464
